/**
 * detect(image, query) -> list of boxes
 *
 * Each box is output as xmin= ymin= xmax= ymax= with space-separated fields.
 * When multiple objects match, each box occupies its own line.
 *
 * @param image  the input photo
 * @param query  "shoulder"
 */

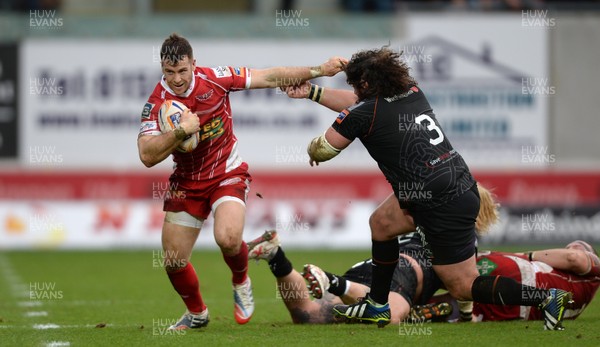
xmin=198 ymin=66 xmax=246 ymax=81
xmin=146 ymin=81 xmax=165 ymax=105
xmin=197 ymin=66 xmax=228 ymax=79
xmin=347 ymin=98 xmax=377 ymax=114
xmin=334 ymin=99 xmax=376 ymax=126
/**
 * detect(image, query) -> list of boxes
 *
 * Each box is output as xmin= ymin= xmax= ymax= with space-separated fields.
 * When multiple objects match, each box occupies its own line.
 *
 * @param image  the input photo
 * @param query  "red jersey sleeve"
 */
xmin=204 ymin=66 xmax=251 ymax=91
xmin=138 ymin=86 xmax=162 ymax=137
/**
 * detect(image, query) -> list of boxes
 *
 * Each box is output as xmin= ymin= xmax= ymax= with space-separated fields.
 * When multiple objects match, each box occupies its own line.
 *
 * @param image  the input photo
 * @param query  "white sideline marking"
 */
xmin=33 ymin=323 xmax=60 ymax=330
xmin=25 ymin=311 xmax=48 ymax=317
xmin=1 ymin=256 xmax=71 ymax=347
xmin=46 ymin=342 xmax=70 ymax=347
xmin=19 ymin=301 xmax=43 ymax=307
xmin=2 ymin=324 xmax=114 ymax=329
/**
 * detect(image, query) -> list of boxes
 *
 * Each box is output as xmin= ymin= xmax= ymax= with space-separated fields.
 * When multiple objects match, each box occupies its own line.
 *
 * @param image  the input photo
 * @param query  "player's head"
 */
xmin=566 ymin=240 xmax=598 ymax=256
xmin=344 ymin=46 xmax=416 ymax=100
xmin=475 ymin=184 xmax=500 ymax=236
xmin=160 ymin=33 xmax=195 ymax=96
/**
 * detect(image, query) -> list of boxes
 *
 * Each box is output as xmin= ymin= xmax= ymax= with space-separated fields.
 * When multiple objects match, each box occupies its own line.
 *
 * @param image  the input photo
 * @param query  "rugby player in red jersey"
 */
xmin=467 ymin=241 xmax=600 ymax=322
xmin=137 ymin=33 xmax=346 ymax=329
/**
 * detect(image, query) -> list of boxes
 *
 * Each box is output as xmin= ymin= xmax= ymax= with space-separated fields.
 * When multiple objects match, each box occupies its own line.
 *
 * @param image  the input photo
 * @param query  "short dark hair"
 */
xmin=345 ymin=46 xmax=416 ymax=100
xmin=160 ymin=33 xmax=193 ymax=65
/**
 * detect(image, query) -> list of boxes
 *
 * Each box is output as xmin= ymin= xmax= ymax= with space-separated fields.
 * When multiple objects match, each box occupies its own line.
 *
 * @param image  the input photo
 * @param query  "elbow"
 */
xmin=139 ymin=153 xmax=157 ymax=168
xmin=566 ymin=251 xmax=587 ymax=274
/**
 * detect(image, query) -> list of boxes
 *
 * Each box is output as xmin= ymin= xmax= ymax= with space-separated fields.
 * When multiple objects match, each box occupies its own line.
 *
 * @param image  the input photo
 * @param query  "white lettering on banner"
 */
xmin=21 ymin=19 xmax=546 ymax=169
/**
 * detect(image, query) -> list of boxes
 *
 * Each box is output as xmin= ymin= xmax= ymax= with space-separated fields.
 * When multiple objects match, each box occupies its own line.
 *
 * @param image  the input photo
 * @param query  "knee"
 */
xmin=369 ymin=211 xmax=412 ymax=240
xmin=215 ymin=231 xmax=241 ymax=255
xmin=447 ymin=284 xmax=472 ymax=301
xmin=445 ymin=277 xmax=476 ymax=301
xmin=369 ymin=211 xmax=395 ymax=239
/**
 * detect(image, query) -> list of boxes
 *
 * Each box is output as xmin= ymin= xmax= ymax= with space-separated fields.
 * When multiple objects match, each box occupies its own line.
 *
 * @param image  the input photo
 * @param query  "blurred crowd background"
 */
xmin=3 ymin=0 xmax=600 ymax=12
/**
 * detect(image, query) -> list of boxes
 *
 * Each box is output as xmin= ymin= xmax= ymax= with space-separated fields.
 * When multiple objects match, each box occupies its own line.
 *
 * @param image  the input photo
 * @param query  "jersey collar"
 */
xmin=160 ymin=72 xmax=196 ymax=98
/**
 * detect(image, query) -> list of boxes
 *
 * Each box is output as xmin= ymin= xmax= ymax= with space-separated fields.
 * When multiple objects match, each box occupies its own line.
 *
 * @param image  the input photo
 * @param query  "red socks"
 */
xmin=167 ymin=263 xmax=206 ymax=314
xmin=167 ymin=242 xmax=248 ymax=313
xmin=223 ymin=241 xmax=249 ymax=284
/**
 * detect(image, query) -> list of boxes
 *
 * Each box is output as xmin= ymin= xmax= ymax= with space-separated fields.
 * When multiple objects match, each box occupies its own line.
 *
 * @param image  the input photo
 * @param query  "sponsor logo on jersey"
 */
xmin=141 ymin=102 xmax=154 ymax=119
xmin=425 ymin=149 xmax=458 ymax=168
xmin=384 ymin=87 xmax=419 ymax=103
xmin=211 ymin=66 xmax=232 ymax=78
xmin=196 ymin=89 xmax=214 ymax=101
xmin=139 ymin=121 xmax=158 ymax=133
xmin=233 ymin=67 xmax=245 ymax=77
xmin=336 ymin=109 xmax=350 ymax=124
xmin=476 ymin=257 xmax=497 ymax=275
xmin=199 ymin=117 xmax=225 ymax=142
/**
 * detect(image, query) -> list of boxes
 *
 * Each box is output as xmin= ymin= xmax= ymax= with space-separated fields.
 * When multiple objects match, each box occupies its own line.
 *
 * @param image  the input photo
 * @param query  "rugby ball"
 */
xmin=157 ymin=100 xmax=199 ymax=153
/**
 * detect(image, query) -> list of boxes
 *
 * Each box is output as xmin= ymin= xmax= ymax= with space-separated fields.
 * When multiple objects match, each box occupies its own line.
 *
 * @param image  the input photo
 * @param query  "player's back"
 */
xmin=361 ymin=86 xmax=475 ymax=210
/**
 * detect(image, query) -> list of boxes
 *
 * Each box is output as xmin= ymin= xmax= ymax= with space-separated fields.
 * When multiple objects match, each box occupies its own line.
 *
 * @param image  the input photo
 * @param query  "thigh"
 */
xmin=370 ymin=193 xmax=416 ymax=240
xmin=211 ymin=170 xmax=251 ymax=253
xmin=161 ymin=220 xmax=201 ymax=270
xmin=213 ymin=201 xmax=246 ymax=254
xmin=433 ymin=254 xmax=479 ymax=301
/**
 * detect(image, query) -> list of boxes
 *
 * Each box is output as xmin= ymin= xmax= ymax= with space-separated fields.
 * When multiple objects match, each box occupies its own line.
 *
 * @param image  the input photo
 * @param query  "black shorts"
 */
xmin=343 ymin=257 xmax=419 ymax=306
xmin=410 ymin=183 xmax=480 ymax=265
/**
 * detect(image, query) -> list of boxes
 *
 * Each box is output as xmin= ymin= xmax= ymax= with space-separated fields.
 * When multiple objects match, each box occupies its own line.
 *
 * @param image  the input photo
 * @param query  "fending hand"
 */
xmin=319 ymin=56 xmax=348 ymax=77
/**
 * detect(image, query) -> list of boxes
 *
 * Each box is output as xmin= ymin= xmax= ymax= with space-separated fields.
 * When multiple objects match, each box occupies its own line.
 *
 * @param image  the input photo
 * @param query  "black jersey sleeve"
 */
xmin=330 ymin=100 xmax=376 ymax=141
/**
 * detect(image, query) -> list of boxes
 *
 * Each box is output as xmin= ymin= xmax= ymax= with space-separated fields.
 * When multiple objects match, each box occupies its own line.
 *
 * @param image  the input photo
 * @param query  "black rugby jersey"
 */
xmin=331 ymin=86 xmax=475 ymax=211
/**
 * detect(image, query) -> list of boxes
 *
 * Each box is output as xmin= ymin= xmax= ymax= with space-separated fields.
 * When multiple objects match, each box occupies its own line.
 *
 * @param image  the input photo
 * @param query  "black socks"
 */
xmin=268 ymin=247 xmax=293 ymax=278
xmin=369 ymin=239 xmax=399 ymax=305
xmin=472 ymin=275 xmax=550 ymax=306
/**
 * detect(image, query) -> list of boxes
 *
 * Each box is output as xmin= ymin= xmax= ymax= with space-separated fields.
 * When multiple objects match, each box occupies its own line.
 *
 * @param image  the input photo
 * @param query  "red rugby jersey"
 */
xmin=139 ymin=66 xmax=251 ymax=180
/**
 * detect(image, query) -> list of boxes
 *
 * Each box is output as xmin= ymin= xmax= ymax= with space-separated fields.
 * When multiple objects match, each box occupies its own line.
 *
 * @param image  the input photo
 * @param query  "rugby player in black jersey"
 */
xmin=282 ymin=47 xmax=572 ymax=330
xmin=247 ymin=229 xmax=449 ymax=324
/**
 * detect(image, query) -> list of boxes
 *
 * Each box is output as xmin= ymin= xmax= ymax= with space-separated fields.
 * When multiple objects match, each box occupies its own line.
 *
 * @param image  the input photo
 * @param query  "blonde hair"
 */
xmin=475 ymin=184 xmax=500 ymax=235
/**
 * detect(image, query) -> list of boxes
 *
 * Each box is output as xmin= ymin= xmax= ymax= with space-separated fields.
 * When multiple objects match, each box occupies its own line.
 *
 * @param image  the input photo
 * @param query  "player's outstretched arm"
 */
xmin=248 ymin=56 xmax=347 ymax=89
xmin=138 ymin=109 xmax=200 ymax=167
xmin=530 ymin=248 xmax=600 ymax=276
xmin=283 ymin=80 xmax=358 ymax=113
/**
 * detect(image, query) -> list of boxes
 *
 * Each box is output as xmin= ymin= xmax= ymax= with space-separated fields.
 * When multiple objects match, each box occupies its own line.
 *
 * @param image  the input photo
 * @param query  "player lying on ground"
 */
xmin=248 ymin=230 xmax=448 ymax=324
xmin=439 ymin=240 xmax=600 ymax=322
xmin=244 ymin=185 xmax=499 ymax=324
xmin=248 ymin=231 xmax=599 ymax=325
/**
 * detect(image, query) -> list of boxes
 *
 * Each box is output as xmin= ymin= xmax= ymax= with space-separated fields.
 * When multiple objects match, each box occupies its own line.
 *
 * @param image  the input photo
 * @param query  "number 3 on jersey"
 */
xmin=415 ymin=114 xmax=444 ymax=145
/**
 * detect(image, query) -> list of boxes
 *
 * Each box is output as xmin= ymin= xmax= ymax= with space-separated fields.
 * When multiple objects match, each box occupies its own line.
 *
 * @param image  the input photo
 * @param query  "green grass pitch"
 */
xmin=1 ymin=248 xmax=599 ymax=346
